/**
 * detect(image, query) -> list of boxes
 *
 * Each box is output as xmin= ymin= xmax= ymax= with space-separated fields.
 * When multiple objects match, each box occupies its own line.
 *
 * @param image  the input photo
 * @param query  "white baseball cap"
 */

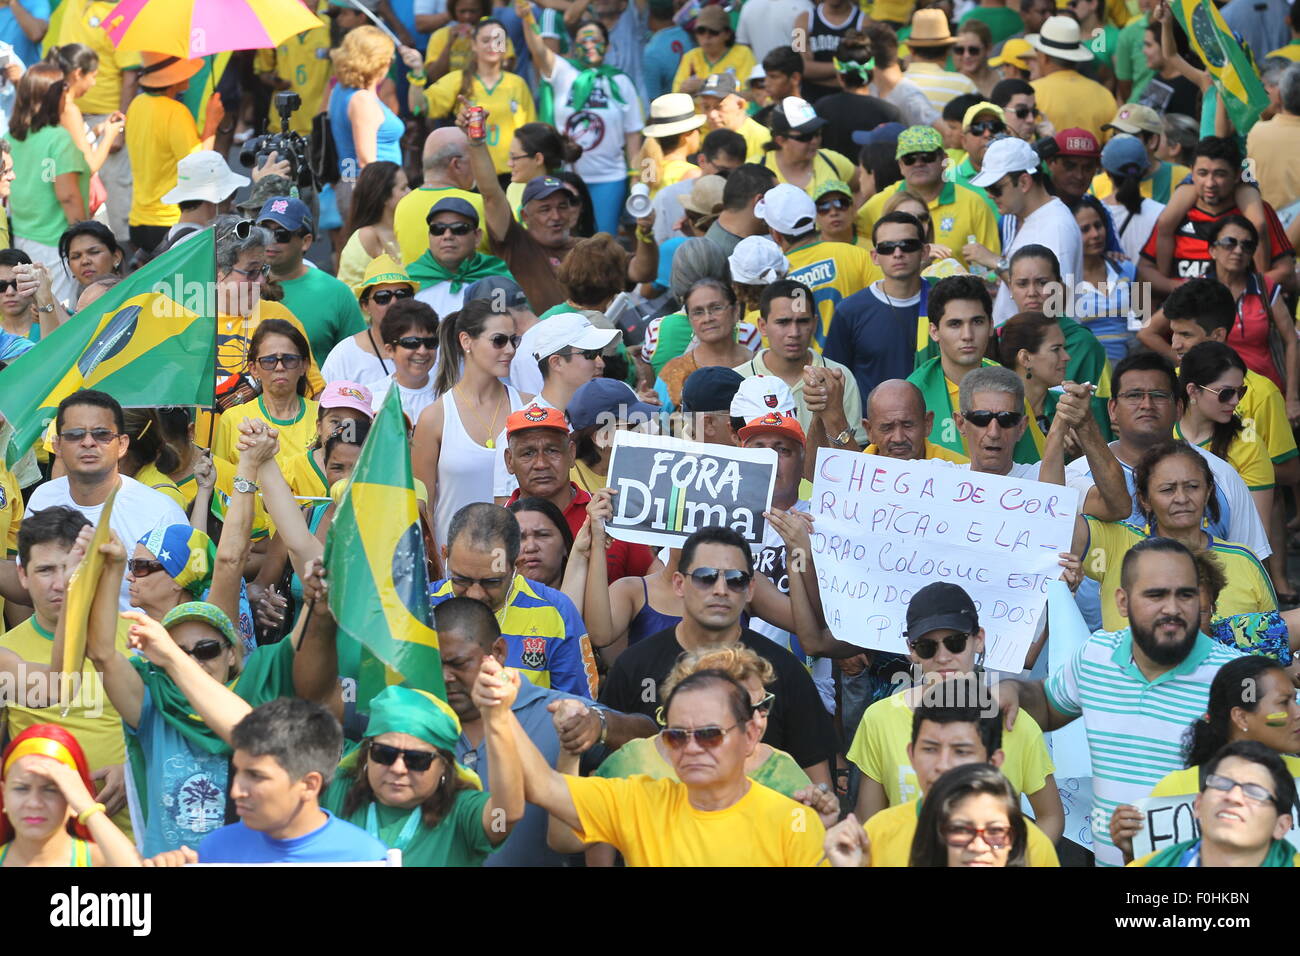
xmin=730 ymin=375 xmax=797 ymax=420
xmin=729 ymin=236 xmax=789 ymax=284
xmin=162 ymin=151 xmax=251 ymax=205
xmin=530 ymin=312 xmax=621 ymax=361
xmin=969 ymin=137 xmax=1042 ymax=189
xmin=755 ymin=183 xmax=818 ymax=236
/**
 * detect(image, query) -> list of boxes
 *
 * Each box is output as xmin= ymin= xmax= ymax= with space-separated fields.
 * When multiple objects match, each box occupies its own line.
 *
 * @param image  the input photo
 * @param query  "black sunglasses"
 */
xmin=485 ymin=333 xmax=521 ymax=349
xmin=0 ymin=279 xmax=18 ymax=293
xmin=968 ymin=119 xmax=1005 ymax=136
xmin=900 ymin=149 xmax=943 ymax=166
xmin=369 ymin=742 xmax=438 ymax=772
xmin=394 ymin=334 xmax=438 ymax=351
xmin=876 ymin=238 xmax=923 ymax=255
xmin=1213 ymin=236 xmax=1258 ymax=254
xmin=559 ymin=347 xmax=602 ymax=361
xmin=817 ymin=196 xmax=852 ymax=212
xmin=183 ymin=639 xmax=227 ymax=662
xmin=370 ymin=288 xmax=414 ymax=305
xmin=1011 ymin=105 xmax=1040 ymax=120
xmin=430 ymin=221 xmax=475 ymax=237
xmin=783 ymin=130 xmax=819 ymax=142
xmin=963 ymin=410 xmax=1024 ymax=428
xmin=952 ymin=44 xmax=984 ymax=56
xmin=255 ymin=353 xmax=304 ymax=370
xmin=985 ymin=175 xmax=1018 ymax=199
xmin=907 ymin=632 xmax=970 ymax=659
xmin=451 ymin=572 xmax=508 ymax=590
xmin=752 ymin=691 xmax=775 ymax=715
xmin=694 ymin=25 xmax=721 ymax=35
xmin=261 ymin=224 xmax=305 ymax=244
xmin=127 ymin=558 xmax=165 ymax=577
xmin=686 ymin=567 xmax=752 ymax=592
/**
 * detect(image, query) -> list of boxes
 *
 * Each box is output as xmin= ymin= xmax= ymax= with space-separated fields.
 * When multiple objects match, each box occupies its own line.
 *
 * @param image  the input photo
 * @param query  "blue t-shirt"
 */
xmin=0 ymin=1 xmax=49 ymax=70
xmin=824 ymin=280 xmax=929 ymax=402
xmin=198 ymin=810 xmax=388 ymax=863
xmin=643 ymin=26 xmax=695 ymax=102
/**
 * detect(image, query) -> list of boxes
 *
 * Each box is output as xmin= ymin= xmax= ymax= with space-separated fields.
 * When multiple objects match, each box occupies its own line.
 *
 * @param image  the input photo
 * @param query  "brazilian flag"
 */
xmin=0 ymin=231 xmax=217 ymax=468
xmin=325 ymin=386 xmax=445 ymax=709
xmin=1172 ymin=0 xmax=1270 ymax=134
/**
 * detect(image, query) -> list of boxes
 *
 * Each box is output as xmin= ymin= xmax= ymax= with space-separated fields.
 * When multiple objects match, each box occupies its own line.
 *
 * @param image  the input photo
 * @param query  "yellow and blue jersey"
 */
xmin=429 ymin=574 xmax=597 ymax=699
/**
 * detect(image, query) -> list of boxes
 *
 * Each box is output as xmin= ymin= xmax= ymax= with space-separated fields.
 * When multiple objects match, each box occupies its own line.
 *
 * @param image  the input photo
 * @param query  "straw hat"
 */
xmin=908 ymin=9 xmax=957 ymax=48
xmin=137 ymin=51 xmax=204 ymax=89
xmin=1025 ymin=16 xmax=1095 ymax=63
xmin=643 ymin=93 xmax=707 ymax=138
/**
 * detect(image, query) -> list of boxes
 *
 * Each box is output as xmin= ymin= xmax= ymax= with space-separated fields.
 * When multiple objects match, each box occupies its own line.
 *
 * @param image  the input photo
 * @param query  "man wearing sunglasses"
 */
xmin=258 ymin=196 xmax=367 ymax=364
xmin=409 ymin=196 xmax=514 ymax=319
xmin=953 ymin=102 xmax=1008 ymax=193
xmin=990 ymin=78 xmax=1052 ymax=143
xmin=857 ymin=125 xmax=1000 ymax=274
xmin=394 ymin=128 xmax=489 ymax=266
xmin=601 ymin=525 xmax=839 ymax=785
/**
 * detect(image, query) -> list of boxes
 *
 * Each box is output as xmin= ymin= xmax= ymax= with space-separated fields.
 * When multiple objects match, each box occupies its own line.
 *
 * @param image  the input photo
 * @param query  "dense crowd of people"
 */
xmin=1 ymin=0 xmax=1300 ymax=871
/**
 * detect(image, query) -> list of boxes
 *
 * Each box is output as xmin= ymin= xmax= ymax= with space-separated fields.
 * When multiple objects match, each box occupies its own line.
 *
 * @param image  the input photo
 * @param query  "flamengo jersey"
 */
xmin=1140 ymin=201 xmax=1291 ymax=280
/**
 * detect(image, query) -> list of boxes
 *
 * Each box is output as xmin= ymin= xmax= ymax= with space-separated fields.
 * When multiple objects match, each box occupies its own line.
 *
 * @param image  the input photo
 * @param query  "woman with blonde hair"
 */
xmin=637 ymin=93 xmax=705 ymax=198
xmin=328 ymin=26 xmax=404 ymax=215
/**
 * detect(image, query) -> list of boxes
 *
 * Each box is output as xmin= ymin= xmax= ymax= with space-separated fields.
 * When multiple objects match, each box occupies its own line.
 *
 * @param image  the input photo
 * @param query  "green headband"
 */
xmin=834 ymin=57 xmax=875 ymax=79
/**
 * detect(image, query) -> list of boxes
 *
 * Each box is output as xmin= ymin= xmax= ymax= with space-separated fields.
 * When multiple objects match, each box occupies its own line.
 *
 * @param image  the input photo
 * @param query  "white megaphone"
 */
xmin=625 ymin=182 xmax=652 ymax=218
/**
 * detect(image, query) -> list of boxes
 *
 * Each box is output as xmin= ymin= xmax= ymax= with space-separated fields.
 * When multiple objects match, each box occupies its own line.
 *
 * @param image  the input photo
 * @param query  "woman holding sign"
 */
xmin=1110 ymin=656 xmax=1300 ymax=863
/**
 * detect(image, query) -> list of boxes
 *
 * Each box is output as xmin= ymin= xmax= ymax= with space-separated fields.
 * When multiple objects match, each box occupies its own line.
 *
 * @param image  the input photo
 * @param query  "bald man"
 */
xmin=395 ymin=127 xmax=489 ymax=264
xmin=862 ymin=380 xmax=970 ymax=463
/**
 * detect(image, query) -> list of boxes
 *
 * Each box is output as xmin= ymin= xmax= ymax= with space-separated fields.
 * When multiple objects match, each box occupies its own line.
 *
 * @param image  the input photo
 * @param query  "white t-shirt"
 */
xmin=369 ymin=374 xmax=439 ymax=425
xmin=415 ymin=282 xmax=466 ymax=321
xmin=546 ymin=57 xmax=644 ymax=184
xmin=947 ymin=460 xmax=1044 ymax=482
xmin=509 ymin=323 xmax=549 ymax=395
xmin=26 ymin=475 xmax=189 ymax=611
xmin=320 ymin=333 xmax=392 ymax=387
xmin=491 ymin=394 xmax=556 ymax=498
xmin=994 ymin=196 xmax=1083 ymax=325
xmin=651 ymin=179 xmax=695 ymax=244
xmin=735 ymin=0 xmax=814 ymax=61
xmin=1105 ymin=196 xmax=1164 ymax=267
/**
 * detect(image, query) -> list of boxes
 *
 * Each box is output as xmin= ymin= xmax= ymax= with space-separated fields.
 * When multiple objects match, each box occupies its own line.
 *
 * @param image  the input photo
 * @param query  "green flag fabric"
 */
xmin=1172 ymin=0 xmax=1270 ymax=136
xmin=0 ymin=230 xmax=217 ymax=468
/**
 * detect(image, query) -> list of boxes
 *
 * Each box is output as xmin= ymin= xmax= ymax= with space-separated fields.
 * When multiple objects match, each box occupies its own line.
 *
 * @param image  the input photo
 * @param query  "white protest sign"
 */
xmin=1131 ymin=789 xmax=1300 ymax=859
xmin=605 ymin=431 xmax=778 ymax=550
xmin=809 ymin=450 xmax=1079 ymax=672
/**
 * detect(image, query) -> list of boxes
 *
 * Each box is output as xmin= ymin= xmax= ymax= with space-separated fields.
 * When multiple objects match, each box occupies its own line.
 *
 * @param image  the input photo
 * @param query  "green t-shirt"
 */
xmin=277 ymin=268 xmax=367 ymax=366
xmin=649 ymin=312 xmax=694 ymax=377
xmin=1087 ymin=22 xmax=1120 ymax=71
xmin=594 ymin=735 xmax=813 ymax=798
xmin=4 ymin=125 xmax=91 ymax=247
xmin=957 ymin=6 xmax=1024 ymax=45
xmin=322 ymin=773 xmax=495 ymax=867
xmin=1116 ymin=14 xmax=1154 ymax=99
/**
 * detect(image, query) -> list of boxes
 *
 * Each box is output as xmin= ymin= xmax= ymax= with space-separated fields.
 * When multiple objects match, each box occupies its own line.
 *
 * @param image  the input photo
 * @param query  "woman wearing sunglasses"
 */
xmin=814 ymin=180 xmax=859 ymax=246
xmin=996 ymin=311 xmax=1071 ymax=440
xmin=322 ymin=256 xmax=419 ymax=389
xmin=909 ymin=763 xmax=1028 ymax=867
xmin=952 ymin=22 xmax=999 ymax=98
xmin=671 ymin=4 xmax=755 ymax=96
xmin=1111 ymin=657 xmax=1300 ymax=863
xmin=848 ymin=581 xmax=1063 ymax=842
xmin=1175 ymin=341 xmax=1275 ymax=531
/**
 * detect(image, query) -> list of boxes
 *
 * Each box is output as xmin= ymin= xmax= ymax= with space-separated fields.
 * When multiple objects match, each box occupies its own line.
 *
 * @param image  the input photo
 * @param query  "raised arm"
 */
xmin=563 ymin=0 xmax=594 ymax=30
xmin=253 ymin=435 xmax=325 ymax=580
xmin=766 ymin=508 xmax=865 ymax=658
xmin=24 ymin=757 xmax=141 ymax=868
xmin=480 ymin=658 xmax=526 ymax=846
xmin=208 ymin=421 xmax=272 ymax=625
xmin=457 ymin=102 xmax=514 ymax=243
xmin=515 ymin=0 xmax=558 ymax=80
xmin=1065 ymin=383 xmax=1131 ymax=521
xmin=81 ymin=530 xmax=146 ymax=728
xmin=293 ymin=559 xmax=343 ymax=720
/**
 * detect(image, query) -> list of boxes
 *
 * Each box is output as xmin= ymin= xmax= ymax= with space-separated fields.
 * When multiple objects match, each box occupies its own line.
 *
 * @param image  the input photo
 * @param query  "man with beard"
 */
xmin=995 ymin=537 xmax=1242 ymax=866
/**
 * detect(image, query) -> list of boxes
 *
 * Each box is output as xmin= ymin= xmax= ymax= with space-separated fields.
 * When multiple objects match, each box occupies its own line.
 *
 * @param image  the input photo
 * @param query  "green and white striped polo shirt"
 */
xmin=1044 ymin=627 xmax=1241 ymax=867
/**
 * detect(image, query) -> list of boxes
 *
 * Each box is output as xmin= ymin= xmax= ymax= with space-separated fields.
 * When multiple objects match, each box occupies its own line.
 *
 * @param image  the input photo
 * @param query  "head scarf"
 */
xmin=0 ymin=725 xmax=98 ymax=843
xmin=360 ymin=686 xmax=482 ymax=789
xmin=138 ymin=524 xmax=216 ymax=597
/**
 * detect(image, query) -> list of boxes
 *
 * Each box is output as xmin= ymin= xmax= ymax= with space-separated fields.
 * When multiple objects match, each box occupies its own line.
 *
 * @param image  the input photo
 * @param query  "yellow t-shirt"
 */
xmin=252 ymin=25 xmax=333 ymax=137
xmin=423 ymin=25 xmax=517 ymax=73
xmin=0 ymin=462 xmax=22 ymax=623
xmin=171 ymin=454 xmax=273 ymax=540
xmin=1031 ymin=70 xmax=1118 ymax=140
xmin=784 ymin=238 xmax=875 ymax=346
xmin=863 ymin=440 xmax=970 ymax=464
xmin=1091 ymin=162 xmax=1191 ymax=202
xmin=394 ymin=186 xmax=490 ymax=264
xmin=422 ymin=71 xmax=537 ymax=175
xmin=565 ymin=774 xmax=827 ymax=866
xmin=763 ymin=148 xmax=856 ymax=199
xmin=1082 ymin=519 xmax=1278 ymax=631
xmin=736 ymin=116 xmax=770 ymax=163
xmin=1172 ymin=421 xmax=1275 ymax=491
xmin=865 ymin=798 xmax=1061 ymax=866
xmin=656 ymin=157 xmax=699 ymax=196
xmin=212 ymin=396 xmax=320 ymax=472
xmin=1150 ymin=755 xmax=1300 ymax=798
xmin=847 ymin=689 xmax=1055 ymax=806
xmin=859 ymin=179 xmax=1001 ymax=271
xmin=58 ymin=1 xmax=143 ymax=115
xmin=134 ymin=463 xmax=187 ymax=510
xmin=1236 ymin=369 xmax=1299 ymax=466
xmin=672 ymin=45 xmax=757 ymax=94
xmin=125 ymin=92 xmax=202 ymax=227
xmin=0 ymin=615 xmax=132 ymax=832
xmin=281 ymin=448 xmax=330 ymax=501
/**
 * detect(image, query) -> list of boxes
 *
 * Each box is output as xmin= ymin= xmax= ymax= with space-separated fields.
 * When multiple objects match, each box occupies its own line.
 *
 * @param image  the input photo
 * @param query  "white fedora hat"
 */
xmin=643 ymin=92 xmax=707 ymax=139
xmin=1026 ymin=15 xmax=1096 ymax=63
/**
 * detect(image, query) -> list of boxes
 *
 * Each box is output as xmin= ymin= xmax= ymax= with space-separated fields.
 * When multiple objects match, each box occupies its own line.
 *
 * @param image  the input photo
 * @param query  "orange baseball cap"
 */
xmin=505 ymin=404 xmax=570 ymax=437
xmin=738 ymin=411 xmax=806 ymax=446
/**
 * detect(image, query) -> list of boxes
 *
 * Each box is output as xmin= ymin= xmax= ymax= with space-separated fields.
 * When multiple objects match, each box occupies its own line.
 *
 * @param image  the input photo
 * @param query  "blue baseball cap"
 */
xmin=681 ymin=366 xmax=744 ymax=414
xmin=852 ymin=121 xmax=905 ymax=147
xmin=464 ymin=275 xmax=530 ymax=311
xmin=258 ymin=196 xmax=313 ymax=234
xmin=521 ymin=175 xmax=572 ymax=206
xmin=566 ymin=378 xmax=658 ymax=432
xmin=426 ymin=196 xmax=479 ymax=226
xmin=1100 ymin=133 xmax=1148 ymax=178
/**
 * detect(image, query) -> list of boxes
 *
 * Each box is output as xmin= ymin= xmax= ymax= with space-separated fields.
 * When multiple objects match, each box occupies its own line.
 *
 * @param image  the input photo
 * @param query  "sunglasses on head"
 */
xmin=1213 ymin=236 xmax=1258 ymax=254
xmin=59 ymin=427 xmax=118 ymax=444
xmin=1196 ymin=382 xmax=1247 ymax=403
xmin=369 ymin=742 xmax=438 ymax=772
xmin=686 ymin=566 xmax=752 ymax=592
xmin=907 ymin=632 xmax=970 ymax=659
xmin=660 ymin=724 xmax=738 ymax=749
xmin=394 ymin=334 xmax=438 ymax=351
xmin=900 ymin=149 xmax=943 ymax=166
xmin=876 ymin=238 xmax=923 ymax=255
xmin=183 ymin=639 xmax=227 ymax=662
xmin=952 ymin=44 xmax=983 ymax=56
xmin=968 ymin=119 xmax=1005 ymax=136
xmin=0 ymin=279 xmax=18 ymax=293
xmin=941 ymin=823 xmax=1014 ymax=849
xmin=817 ymin=196 xmax=852 ymax=213
xmin=484 ymin=333 xmax=521 ymax=349
xmin=255 ymin=352 xmax=304 ymax=370
xmin=370 ymin=288 xmax=414 ymax=305
xmin=1011 ymin=105 xmax=1040 ymax=120
xmin=963 ymin=409 xmax=1024 ymax=428
xmin=430 ymin=221 xmax=475 ymax=237
xmin=127 ymin=558 xmax=166 ymax=577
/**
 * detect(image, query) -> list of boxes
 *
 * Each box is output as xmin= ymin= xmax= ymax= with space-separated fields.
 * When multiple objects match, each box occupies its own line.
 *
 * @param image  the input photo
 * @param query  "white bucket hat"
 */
xmin=162 ymin=151 xmax=251 ymax=205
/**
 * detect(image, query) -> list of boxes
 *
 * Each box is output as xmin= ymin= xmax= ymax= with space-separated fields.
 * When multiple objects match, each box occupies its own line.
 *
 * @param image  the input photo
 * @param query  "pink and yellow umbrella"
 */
xmin=103 ymin=0 xmax=323 ymax=57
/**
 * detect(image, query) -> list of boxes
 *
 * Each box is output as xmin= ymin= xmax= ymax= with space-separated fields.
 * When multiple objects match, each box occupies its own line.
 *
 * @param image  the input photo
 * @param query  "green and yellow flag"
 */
xmin=325 ymin=386 xmax=444 ymax=709
xmin=0 ymin=230 xmax=217 ymax=468
xmin=1172 ymin=0 xmax=1270 ymax=134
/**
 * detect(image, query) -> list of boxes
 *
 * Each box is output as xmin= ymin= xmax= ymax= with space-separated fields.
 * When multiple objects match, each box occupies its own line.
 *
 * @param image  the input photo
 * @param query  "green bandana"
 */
xmin=538 ymin=57 xmax=628 ymax=125
xmin=1141 ymin=837 xmax=1297 ymax=867
xmin=406 ymin=250 xmax=514 ymax=294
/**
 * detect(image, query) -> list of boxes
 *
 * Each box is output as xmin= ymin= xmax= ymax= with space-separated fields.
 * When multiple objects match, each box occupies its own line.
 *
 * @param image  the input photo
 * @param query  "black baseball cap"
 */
xmin=905 ymin=582 xmax=979 ymax=639
xmin=426 ymin=196 xmax=479 ymax=226
xmin=681 ymin=366 xmax=744 ymax=413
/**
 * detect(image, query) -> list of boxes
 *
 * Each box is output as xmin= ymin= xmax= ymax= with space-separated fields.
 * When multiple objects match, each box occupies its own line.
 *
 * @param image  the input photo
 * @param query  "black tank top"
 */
xmin=803 ymin=2 xmax=868 ymax=102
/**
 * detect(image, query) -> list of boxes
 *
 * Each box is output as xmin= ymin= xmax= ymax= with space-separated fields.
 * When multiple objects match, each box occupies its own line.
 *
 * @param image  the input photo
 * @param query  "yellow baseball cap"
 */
xmin=990 ymin=38 xmax=1032 ymax=71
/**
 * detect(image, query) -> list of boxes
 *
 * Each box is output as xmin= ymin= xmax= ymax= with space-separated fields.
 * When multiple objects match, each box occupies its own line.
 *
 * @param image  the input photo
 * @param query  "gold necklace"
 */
xmin=457 ymin=382 xmax=506 ymax=448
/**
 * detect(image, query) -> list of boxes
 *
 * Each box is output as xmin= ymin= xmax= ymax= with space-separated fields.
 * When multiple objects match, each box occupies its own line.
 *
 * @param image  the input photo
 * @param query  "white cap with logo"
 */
xmin=730 ymin=375 xmax=797 ymax=420
xmin=529 ymin=312 xmax=621 ymax=361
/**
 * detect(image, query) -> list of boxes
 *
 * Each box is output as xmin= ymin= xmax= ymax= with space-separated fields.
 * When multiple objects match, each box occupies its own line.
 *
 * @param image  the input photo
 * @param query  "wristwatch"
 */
xmin=232 ymin=475 xmax=259 ymax=494
xmin=829 ymin=428 xmax=853 ymax=448
xmin=591 ymin=706 xmax=609 ymax=746
xmin=36 ymin=303 xmax=55 ymax=313
xmin=994 ymin=255 xmax=1010 ymax=274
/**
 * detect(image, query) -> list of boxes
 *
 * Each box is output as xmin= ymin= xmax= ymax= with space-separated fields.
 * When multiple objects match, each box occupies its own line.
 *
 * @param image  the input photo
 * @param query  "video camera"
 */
xmin=240 ymin=91 xmax=314 ymax=190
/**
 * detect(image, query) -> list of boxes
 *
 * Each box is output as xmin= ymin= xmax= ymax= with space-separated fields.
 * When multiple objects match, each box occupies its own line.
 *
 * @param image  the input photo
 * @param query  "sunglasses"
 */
xmin=370 ymin=288 xmax=414 ymax=305
xmin=1196 ymin=382 xmax=1247 ymax=403
xmin=559 ymin=348 xmax=602 ymax=361
xmin=907 ymin=632 xmax=970 ymax=659
xmin=984 ymin=175 xmax=1017 ymax=198
xmin=817 ymin=196 xmax=852 ymax=213
xmin=900 ymin=149 xmax=943 ymax=166
xmin=451 ymin=572 xmax=508 ymax=590
xmin=485 ymin=333 xmax=521 ymax=349
xmin=952 ymin=44 xmax=983 ymax=56
xmin=395 ymin=334 xmax=438 ymax=350
xmin=963 ymin=409 xmax=1024 ymax=428
xmin=0 ymin=279 xmax=18 ymax=292
xmin=686 ymin=567 xmax=752 ymax=592
xmin=59 ymin=427 xmax=119 ymax=444
xmin=660 ymin=724 xmax=738 ymax=749
xmin=876 ymin=238 xmax=924 ymax=255
xmin=940 ymin=823 xmax=1014 ymax=849
xmin=752 ymin=691 xmax=775 ymax=715
xmin=1213 ymin=236 xmax=1258 ymax=254
xmin=1011 ymin=105 xmax=1040 ymax=120
xmin=968 ymin=119 xmax=1005 ymax=136
xmin=263 ymin=225 xmax=304 ymax=244
xmin=783 ymin=130 xmax=819 ymax=143
xmin=430 ymin=221 xmax=475 ymax=237
xmin=1116 ymin=388 xmax=1174 ymax=405
xmin=229 ymin=263 xmax=270 ymax=279
xmin=369 ymin=742 xmax=438 ymax=772
xmin=1204 ymin=772 xmax=1279 ymax=808
xmin=694 ymin=25 xmax=721 ymax=35
xmin=255 ymin=353 xmax=304 ymax=370
xmin=127 ymin=558 xmax=166 ymax=577
xmin=182 ymin=639 xmax=227 ymax=662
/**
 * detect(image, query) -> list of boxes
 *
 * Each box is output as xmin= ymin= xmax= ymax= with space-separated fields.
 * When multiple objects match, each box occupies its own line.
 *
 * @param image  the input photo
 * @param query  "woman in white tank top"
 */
xmin=412 ymin=300 xmax=531 ymax=549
